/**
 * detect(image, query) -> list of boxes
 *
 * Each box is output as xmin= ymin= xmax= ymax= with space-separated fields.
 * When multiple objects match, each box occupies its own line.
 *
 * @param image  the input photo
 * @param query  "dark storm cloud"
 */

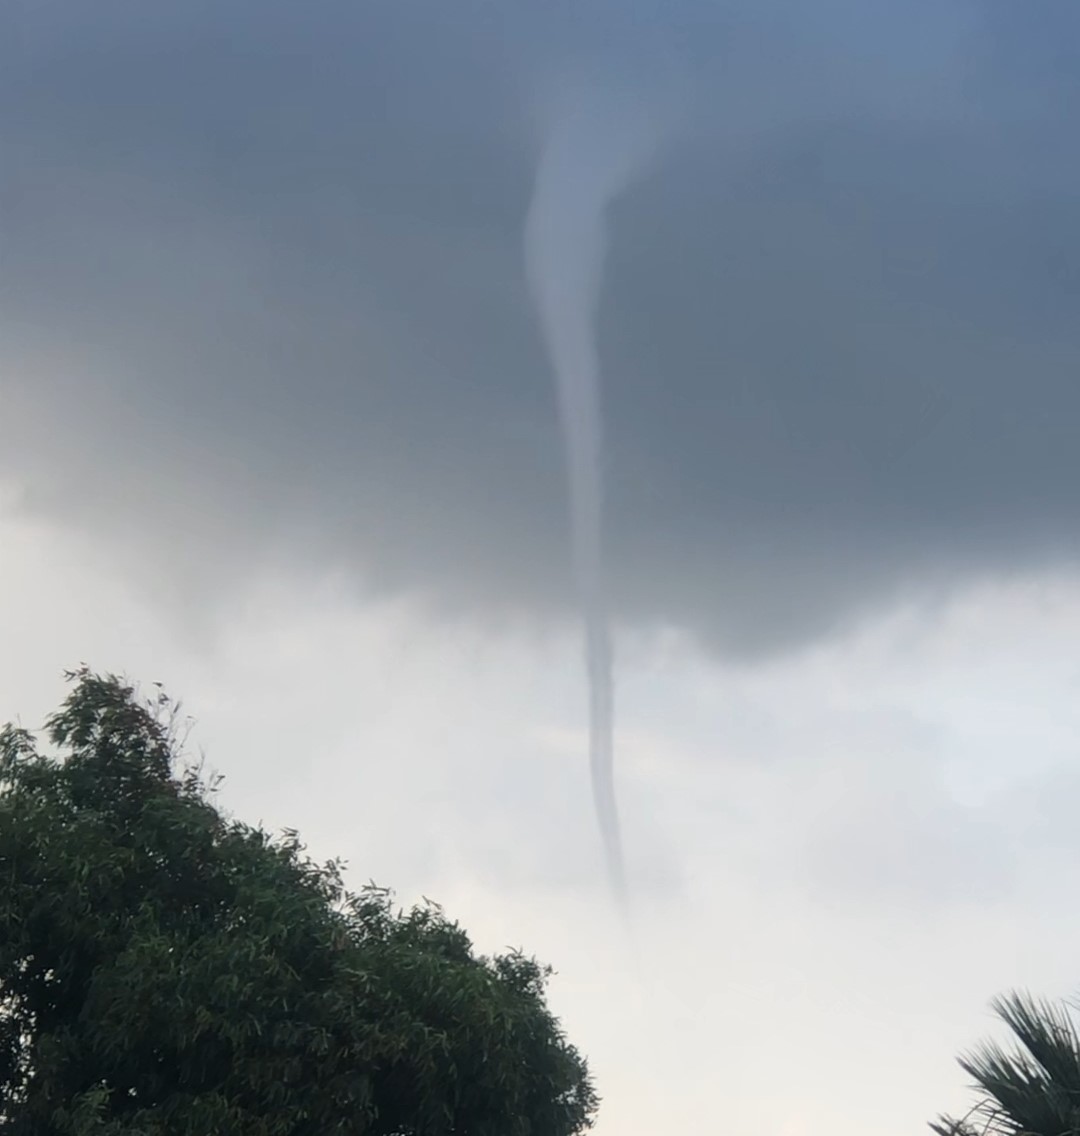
xmin=3 ymin=0 xmax=1080 ymax=654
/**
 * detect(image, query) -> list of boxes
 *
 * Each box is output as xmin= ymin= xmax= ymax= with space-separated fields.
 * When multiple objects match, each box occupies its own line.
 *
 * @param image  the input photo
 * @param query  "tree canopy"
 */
xmin=0 ymin=667 xmax=598 ymax=1136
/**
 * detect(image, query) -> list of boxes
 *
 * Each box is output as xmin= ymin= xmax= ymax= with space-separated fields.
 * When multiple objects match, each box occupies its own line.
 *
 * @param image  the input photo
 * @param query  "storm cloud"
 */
xmin=4 ymin=0 xmax=1080 ymax=656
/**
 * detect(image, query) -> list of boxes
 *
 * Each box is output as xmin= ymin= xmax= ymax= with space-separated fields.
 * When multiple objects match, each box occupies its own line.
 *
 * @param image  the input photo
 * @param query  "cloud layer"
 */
xmin=4 ymin=1 xmax=1080 ymax=655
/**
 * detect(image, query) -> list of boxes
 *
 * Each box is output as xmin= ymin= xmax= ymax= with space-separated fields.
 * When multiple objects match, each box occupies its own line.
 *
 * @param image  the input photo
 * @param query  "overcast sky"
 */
xmin=4 ymin=3 xmax=1080 ymax=1134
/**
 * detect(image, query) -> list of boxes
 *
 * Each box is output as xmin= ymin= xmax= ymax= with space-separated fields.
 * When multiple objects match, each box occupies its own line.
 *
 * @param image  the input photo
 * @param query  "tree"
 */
xmin=0 ymin=667 xmax=598 ymax=1136
xmin=932 ymin=991 xmax=1080 ymax=1136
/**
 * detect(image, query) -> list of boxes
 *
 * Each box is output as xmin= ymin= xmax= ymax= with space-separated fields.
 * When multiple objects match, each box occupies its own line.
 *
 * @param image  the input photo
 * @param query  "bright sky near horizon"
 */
xmin=6 ymin=497 xmax=1080 ymax=1134
xmin=5 ymin=3 xmax=1080 ymax=1133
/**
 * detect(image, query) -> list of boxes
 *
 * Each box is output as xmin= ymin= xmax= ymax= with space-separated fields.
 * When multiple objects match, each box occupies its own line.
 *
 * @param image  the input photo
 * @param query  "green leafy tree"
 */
xmin=0 ymin=667 xmax=598 ymax=1136
xmin=932 ymin=991 xmax=1080 ymax=1136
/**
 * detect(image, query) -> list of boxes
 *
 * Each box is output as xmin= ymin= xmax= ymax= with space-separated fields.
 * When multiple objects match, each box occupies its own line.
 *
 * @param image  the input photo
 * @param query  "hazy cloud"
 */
xmin=7 ymin=503 xmax=1080 ymax=1135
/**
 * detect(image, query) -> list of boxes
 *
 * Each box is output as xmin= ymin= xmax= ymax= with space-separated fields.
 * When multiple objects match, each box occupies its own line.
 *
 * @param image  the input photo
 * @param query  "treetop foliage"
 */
xmin=0 ymin=667 xmax=597 ymax=1136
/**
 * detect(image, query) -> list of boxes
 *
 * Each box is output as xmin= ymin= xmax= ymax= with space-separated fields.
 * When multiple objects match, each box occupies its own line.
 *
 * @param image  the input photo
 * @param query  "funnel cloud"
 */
xmin=524 ymin=80 xmax=670 ymax=905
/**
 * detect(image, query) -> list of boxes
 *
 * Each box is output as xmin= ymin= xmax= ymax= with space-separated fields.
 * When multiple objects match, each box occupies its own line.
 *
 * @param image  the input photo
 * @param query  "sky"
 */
xmin=4 ymin=2 xmax=1080 ymax=1133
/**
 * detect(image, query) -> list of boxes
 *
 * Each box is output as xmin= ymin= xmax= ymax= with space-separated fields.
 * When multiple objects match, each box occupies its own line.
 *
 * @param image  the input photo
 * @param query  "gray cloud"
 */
xmin=4 ymin=1 xmax=1080 ymax=655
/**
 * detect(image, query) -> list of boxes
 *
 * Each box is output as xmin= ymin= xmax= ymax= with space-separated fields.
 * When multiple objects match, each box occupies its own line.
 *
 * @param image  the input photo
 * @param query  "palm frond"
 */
xmin=932 ymin=991 xmax=1080 ymax=1136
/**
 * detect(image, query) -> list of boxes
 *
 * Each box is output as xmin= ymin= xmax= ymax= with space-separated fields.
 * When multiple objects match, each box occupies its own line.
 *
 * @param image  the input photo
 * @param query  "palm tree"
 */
xmin=933 ymin=991 xmax=1080 ymax=1136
